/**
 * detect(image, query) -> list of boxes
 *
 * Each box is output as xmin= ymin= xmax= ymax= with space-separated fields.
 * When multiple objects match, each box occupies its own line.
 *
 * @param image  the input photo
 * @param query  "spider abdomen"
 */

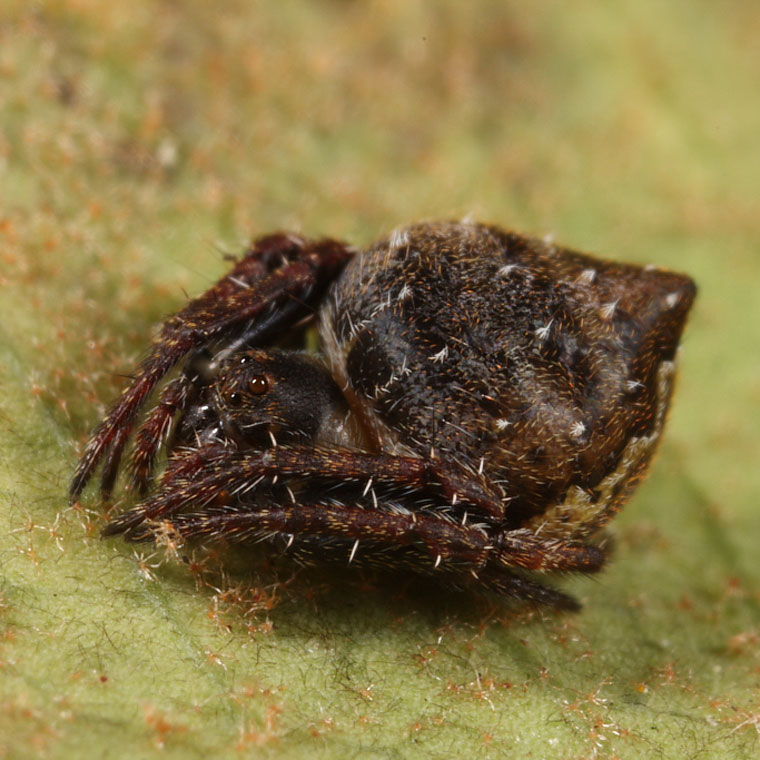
xmin=322 ymin=221 xmax=695 ymax=534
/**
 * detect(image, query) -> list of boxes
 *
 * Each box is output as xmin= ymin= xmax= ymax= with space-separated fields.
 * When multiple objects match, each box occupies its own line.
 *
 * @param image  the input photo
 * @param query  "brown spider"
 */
xmin=70 ymin=221 xmax=696 ymax=609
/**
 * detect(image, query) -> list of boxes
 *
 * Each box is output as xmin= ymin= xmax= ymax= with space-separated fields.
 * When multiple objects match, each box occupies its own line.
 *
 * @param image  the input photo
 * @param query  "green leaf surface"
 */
xmin=1 ymin=1 xmax=759 ymax=758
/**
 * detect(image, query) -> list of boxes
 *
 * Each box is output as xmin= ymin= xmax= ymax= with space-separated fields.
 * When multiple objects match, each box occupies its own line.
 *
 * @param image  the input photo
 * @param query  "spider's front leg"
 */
xmin=128 ymin=344 xmax=233 ymax=494
xmin=70 ymin=234 xmax=354 ymax=501
xmin=127 ymin=499 xmax=603 ymax=609
xmin=102 ymin=440 xmax=604 ymax=607
xmin=102 ymin=443 xmax=507 ymax=537
xmin=104 ymin=424 xmax=516 ymax=535
xmin=154 ymin=501 xmax=605 ymax=575
xmin=128 ymin=373 xmax=193 ymax=495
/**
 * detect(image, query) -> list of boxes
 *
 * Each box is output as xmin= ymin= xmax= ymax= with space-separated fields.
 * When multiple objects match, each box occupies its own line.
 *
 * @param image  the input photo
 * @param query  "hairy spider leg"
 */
xmin=163 ymin=503 xmax=605 ymax=573
xmin=128 ymin=374 xmax=192 ymax=495
xmin=102 ymin=443 xmax=511 ymax=536
xmin=72 ymin=236 xmax=287 ymax=499
xmin=69 ymin=235 xmax=354 ymax=501
xmin=120 ymin=502 xmax=601 ymax=607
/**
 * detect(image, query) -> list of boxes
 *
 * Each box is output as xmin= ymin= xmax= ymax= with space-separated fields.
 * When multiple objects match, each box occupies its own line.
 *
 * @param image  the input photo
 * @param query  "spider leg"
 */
xmin=128 ymin=374 xmax=193 ymax=495
xmin=123 ymin=502 xmax=600 ymax=607
xmin=160 ymin=503 xmax=604 ymax=572
xmin=69 ymin=234 xmax=353 ymax=501
xmin=102 ymin=444 xmax=507 ymax=536
xmin=103 ymin=439 xmax=605 ymax=575
xmin=290 ymin=538 xmax=581 ymax=609
xmin=492 ymin=529 xmax=604 ymax=573
xmin=474 ymin=570 xmax=581 ymax=610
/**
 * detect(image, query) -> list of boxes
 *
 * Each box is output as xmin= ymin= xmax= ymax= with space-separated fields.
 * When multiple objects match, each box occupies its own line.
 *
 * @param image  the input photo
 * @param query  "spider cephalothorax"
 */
xmin=70 ymin=221 xmax=696 ymax=609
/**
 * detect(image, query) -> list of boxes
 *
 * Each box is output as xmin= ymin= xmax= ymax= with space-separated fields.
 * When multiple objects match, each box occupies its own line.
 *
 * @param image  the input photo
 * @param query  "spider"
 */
xmin=70 ymin=221 xmax=696 ymax=610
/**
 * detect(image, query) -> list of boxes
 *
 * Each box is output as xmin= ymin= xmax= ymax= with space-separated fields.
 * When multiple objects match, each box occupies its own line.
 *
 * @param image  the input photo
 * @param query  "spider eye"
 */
xmin=225 ymin=390 xmax=242 ymax=407
xmin=248 ymin=375 xmax=269 ymax=395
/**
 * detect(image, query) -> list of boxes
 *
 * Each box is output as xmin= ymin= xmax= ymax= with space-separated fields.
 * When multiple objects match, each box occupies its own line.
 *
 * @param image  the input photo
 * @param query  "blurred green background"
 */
xmin=1 ymin=1 xmax=759 ymax=757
